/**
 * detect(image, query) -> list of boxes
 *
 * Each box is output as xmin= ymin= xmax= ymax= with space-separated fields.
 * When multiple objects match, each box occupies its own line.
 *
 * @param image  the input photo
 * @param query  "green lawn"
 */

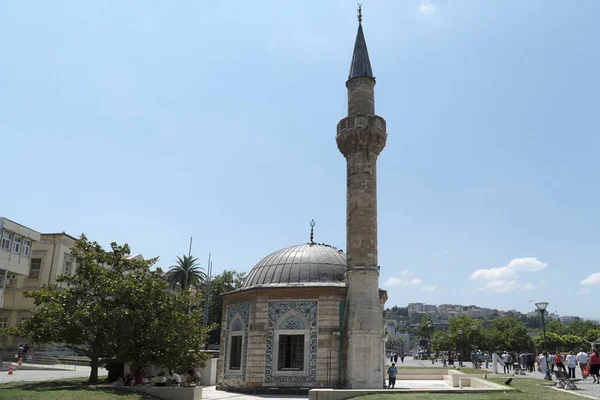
xmin=393 ymin=366 xmax=485 ymax=375
xmin=356 ymin=378 xmax=579 ymax=400
xmin=0 ymin=380 xmax=159 ymax=400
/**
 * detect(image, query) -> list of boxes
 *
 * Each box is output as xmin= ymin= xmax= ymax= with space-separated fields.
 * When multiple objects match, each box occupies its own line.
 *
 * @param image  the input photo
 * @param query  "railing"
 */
xmin=0 ymin=352 xmax=92 ymax=370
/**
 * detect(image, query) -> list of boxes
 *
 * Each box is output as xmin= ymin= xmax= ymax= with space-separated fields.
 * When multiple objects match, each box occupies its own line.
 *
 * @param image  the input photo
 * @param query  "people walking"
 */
xmin=387 ymin=363 xmax=397 ymax=389
xmin=590 ymin=348 xmax=600 ymax=384
xmin=555 ymin=352 xmax=567 ymax=373
xmin=539 ymin=352 xmax=549 ymax=379
xmin=566 ymin=351 xmax=577 ymax=379
xmin=577 ymin=348 xmax=590 ymax=380
xmin=502 ymin=351 xmax=510 ymax=374
xmin=394 ymin=354 xmax=398 ymax=364
xmin=484 ymin=352 xmax=490 ymax=369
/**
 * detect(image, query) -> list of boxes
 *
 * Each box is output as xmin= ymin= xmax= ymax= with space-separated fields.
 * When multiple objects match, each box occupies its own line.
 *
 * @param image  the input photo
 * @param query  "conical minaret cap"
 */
xmin=348 ymin=23 xmax=374 ymax=79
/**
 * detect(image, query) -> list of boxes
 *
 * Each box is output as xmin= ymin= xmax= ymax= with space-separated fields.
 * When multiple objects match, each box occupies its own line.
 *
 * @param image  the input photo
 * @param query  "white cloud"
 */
xmin=578 ymin=288 xmax=590 ymax=296
xmin=470 ymin=257 xmax=548 ymax=293
xmin=383 ymin=275 xmax=427 ymax=288
xmin=581 ymin=272 xmax=600 ymax=286
xmin=518 ymin=283 xmax=535 ymax=291
xmin=384 ymin=277 xmax=409 ymax=287
xmin=422 ymin=285 xmax=437 ymax=292
xmin=418 ymin=0 xmax=436 ymax=16
xmin=506 ymin=258 xmax=548 ymax=272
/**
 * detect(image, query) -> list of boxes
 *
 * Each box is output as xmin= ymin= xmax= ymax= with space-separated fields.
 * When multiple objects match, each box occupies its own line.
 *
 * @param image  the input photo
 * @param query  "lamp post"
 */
xmin=535 ymin=301 xmax=551 ymax=380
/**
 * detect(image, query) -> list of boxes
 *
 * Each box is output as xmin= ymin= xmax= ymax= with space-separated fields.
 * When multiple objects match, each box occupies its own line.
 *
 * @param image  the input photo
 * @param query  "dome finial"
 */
xmin=358 ymin=3 xmax=362 ymax=24
xmin=309 ymin=219 xmax=315 ymax=245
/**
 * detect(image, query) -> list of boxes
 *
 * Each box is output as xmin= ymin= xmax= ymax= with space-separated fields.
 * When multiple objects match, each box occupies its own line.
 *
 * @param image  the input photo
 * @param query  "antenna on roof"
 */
xmin=309 ymin=219 xmax=315 ymax=245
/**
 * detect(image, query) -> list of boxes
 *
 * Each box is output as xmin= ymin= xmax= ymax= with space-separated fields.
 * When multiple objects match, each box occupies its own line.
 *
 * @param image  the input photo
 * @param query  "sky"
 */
xmin=1 ymin=0 xmax=599 ymax=318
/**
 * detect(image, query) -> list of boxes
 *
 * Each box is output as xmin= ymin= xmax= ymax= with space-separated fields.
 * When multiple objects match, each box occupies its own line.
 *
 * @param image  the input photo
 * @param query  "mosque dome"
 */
xmin=242 ymin=243 xmax=347 ymax=289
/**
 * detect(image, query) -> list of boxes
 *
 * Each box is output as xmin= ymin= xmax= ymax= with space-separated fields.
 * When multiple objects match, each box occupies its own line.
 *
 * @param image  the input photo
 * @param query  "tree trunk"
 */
xmin=89 ymin=356 xmax=99 ymax=384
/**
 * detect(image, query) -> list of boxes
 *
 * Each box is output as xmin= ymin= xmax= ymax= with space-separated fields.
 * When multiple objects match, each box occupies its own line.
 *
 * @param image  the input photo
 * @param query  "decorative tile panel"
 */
xmin=265 ymin=301 xmax=318 ymax=384
xmin=224 ymin=303 xmax=250 ymax=381
xmin=279 ymin=316 xmax=305 ymax=330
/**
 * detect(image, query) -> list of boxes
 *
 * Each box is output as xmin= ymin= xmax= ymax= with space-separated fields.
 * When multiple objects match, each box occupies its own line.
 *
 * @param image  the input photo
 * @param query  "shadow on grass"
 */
xmin=5 ymin=380 xmax=154 ymax=397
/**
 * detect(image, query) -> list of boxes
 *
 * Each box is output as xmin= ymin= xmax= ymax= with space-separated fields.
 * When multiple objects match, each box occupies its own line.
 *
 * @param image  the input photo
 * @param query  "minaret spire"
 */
xmin=348 ymin=5 xmax=373 ymax=79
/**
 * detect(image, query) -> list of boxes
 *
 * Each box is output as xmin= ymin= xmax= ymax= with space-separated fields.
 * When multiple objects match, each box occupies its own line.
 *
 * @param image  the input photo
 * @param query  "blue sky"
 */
xmin=1 ymin=1 xmax=599 ymax=317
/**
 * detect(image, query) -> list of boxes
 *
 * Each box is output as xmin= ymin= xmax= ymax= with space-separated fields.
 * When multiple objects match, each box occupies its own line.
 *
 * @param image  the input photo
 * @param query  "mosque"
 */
xmin=217 ymin=8 xmax=388 ymax=392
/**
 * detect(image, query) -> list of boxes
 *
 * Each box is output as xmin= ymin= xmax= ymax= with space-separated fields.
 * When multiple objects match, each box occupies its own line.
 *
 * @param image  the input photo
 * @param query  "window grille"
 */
xmin=229 ymin=335 xmax=242 ymax=370
xmin=278 ymin=334 xmax=304 ymax=371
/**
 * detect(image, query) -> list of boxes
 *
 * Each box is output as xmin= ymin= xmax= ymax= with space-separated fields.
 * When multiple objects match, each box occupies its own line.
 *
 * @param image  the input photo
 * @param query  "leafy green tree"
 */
xmin=166 ymin=254 xmax=206 ymax=289
xmin=205 ymin=270 xmax=246 ymax=344
xmin=561 ymin=334 xmax=583 ymax=352
xmin=584 ymin=329 xmax=600 ymax=343
xmin=418 ymin=315 xmax=435 ymax=339
xmin=431 ymin=330 xmax=451 ymax=352
xmin=447 ymin=315 xmax=484 ymax=358
xmin=12 ymin=235 xmax=213 ymax=383
xmin=546 ymin=320 xmax=567 ymax=335
xmin=568 ymin=320 xmax=599 ymax=338
xmin=491 ymin=317 xmax=533 ymax=352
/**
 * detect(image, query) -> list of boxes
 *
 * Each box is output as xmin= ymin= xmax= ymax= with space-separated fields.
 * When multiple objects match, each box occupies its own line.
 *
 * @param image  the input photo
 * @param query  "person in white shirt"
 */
xmin=566 ymin=351 xmax=577 ymax=378
xmin=577 ymin=348 xmax=590 ymax=379
xmin=539 ymin=352 xmax=549 ymax=379
xmin=502 ymin=352 xmax=510 ymax=374
xmin=171 ymin=372 xmax=182 ymax=387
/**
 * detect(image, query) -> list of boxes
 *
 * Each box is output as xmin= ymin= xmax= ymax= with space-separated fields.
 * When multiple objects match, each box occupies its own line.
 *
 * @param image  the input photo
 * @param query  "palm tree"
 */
xmin=166 ymin=255 xmax=206 ymax=289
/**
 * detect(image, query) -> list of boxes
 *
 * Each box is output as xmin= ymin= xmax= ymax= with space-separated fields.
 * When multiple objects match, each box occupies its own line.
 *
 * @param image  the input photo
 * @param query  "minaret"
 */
xmin=337 ymin=6 xmax=387 ymax=389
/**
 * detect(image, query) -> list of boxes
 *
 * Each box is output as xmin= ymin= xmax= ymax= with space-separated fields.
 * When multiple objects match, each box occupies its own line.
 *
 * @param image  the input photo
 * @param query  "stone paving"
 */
xmin=398 ymin=356 xmax=600 ymax=399
xmin=0 ymin=365 xmax=107 ymax=384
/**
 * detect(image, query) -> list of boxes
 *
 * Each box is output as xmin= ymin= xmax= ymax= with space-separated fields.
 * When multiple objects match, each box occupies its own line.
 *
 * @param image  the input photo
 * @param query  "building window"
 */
xmin=12 ymin=236 xmax=21 ymax=254
xmin=29 ymin=258 xmax=42 ymax=279
xmin=277 ymin=334 xmax=305 ymax=371
xmin=63 ymin=259 xmax=72 ymax=275
xmin=0 ymin=317 xmax=8 ymax=329
xmin=1 ymin=231 xmax=11 ymax=250
xmin=229 ymin=335 xmax=243 ymax=370
xmin=22 ymin=239 xmax=31 ymax=257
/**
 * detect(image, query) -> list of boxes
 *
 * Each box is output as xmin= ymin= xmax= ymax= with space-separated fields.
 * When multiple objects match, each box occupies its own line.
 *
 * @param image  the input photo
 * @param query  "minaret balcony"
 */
xmin=337 ymin=115 xmax=386 ymax=137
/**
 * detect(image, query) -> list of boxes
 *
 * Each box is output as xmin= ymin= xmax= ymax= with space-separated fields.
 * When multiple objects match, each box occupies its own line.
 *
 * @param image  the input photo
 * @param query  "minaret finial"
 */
xmin=309 ymin=219 xmax=315 ymax=244
xmin=358 ymin=4 xmax=362 ymax=24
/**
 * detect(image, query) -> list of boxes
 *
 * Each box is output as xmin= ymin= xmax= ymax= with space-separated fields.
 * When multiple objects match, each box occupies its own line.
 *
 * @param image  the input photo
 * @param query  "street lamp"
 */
xmin=535 ymin=301 xmax=551 ymax=380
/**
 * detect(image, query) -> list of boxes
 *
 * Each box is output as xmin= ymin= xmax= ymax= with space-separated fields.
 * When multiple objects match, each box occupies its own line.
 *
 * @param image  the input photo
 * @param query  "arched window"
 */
xmin=227 ymin=315 xmax=245 ymax=372
xmin=273 ymin=311 xmax=310 ymax=376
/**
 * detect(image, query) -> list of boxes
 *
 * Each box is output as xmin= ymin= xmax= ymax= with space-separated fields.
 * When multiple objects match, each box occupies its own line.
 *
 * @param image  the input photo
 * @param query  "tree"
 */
xmin=546 ymin=320 xmax=567 ymax=336
xmin=431 ymin=330 xmax=451 ymax=352
xmin=561 ymin=334 xmax=583 ymax=352
xmin=491 ymin=317 xmax=533 ymax=353
xmin=584 ymin=329 xmax=600 ymax=343
xmin=13 ymin=235 xmax=213 ymax=383
xmin=418 ymin=315 xmax=435 ymax=339
xmin=447 ymin=315 xmax=484 ymax=358
xmin=568 ymin=320 xmax=599 ymax=338
xmin=166 ymin=254 xmax=206 ymax=289
xmin=204 ymin=270 xmax=246 ymax=344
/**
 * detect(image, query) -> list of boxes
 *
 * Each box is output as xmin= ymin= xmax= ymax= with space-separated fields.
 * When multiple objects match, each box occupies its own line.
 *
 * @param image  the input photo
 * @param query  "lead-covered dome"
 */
xmin=242 ymin=243 xmax=347 ymax=289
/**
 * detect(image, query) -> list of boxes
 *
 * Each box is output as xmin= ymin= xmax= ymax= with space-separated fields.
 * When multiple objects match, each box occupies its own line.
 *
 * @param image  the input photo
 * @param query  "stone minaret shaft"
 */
xmin=337 ymin=14 xmax=387 ymax=389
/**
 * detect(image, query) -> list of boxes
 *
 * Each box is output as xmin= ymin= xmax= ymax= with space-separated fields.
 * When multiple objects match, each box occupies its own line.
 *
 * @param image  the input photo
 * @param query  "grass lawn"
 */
xmin=391 ymin=366 xmax=485 ymax=375
xmin=356 ymin=377 xmax=580 ymax=399
xmin=0 ymin=380 xmax=159 ymax=400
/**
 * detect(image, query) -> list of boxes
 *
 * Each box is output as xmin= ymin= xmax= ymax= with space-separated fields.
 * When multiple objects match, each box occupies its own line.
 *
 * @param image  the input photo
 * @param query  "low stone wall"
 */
xmin=123 ymin=386 xmax=202 ymax=400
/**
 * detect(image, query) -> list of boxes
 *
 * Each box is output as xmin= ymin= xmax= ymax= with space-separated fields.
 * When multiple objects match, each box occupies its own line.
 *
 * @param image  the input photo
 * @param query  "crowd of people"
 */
xmin=385 ymin=348 xmax=600 ymax=384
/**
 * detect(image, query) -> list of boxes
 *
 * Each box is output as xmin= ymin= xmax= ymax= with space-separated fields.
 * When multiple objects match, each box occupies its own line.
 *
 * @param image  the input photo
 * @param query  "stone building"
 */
xmin=217 ymin=8 xmax=388 ymax=391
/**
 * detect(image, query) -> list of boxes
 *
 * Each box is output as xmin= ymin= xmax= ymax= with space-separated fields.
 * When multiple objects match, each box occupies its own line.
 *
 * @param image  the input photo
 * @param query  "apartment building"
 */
xmin=0 ymin=218 xmax=41 ymax=310
xmin=0 ymin=232 xmax=77 ymax=348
